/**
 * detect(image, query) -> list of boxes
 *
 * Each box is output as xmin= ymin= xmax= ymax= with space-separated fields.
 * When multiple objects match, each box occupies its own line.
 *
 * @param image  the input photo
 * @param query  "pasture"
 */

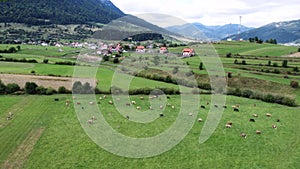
xmin=0 ymin=95 xmax=299 ymax=168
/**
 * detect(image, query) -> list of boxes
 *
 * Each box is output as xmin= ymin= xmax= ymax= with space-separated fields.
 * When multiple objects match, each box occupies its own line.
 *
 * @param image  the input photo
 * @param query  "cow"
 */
xmin=253 ymin=114 xmax=258 ymax=118
xmin=160 ymin=113 xmax=164 ymax=117
xmin=272 ymin=124 xmax=277 ymax=129
xmin=240 ymin=132 xmax=247 ymax=138
xmin=54 ymin=98 xmax=59 ymax=101
xmin=198 ymin=118 xmax=203 ymax=122
xmin=266 ymin=113 xmax=272 ymax=117
xmin=225 ymin=121 xmax=232 ymax=128
xmin=256 ymin=130 xmax=261 ymax=134
xmin=249 ymin=118 xmax=256 ymax=122
xmin=108 ymin=100 xmax=113 ymax=105
xmin=136 ymin=106 xmax=141 ymax=110
xmin=234 ymin=108 xmax=239 ymax=112
xmin=87 ymin=119 xmax=93 ymax=124
xmin=201 ymin=105 xmax=205 ymax=109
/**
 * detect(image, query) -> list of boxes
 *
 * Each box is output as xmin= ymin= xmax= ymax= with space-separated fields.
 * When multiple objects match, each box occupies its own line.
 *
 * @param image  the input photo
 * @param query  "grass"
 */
xmin=0 ymin=95 xmax=299 ymax=168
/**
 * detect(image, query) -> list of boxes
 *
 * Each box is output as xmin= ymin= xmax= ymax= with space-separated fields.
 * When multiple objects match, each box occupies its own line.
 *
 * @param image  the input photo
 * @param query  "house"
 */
xmin=136 ymin=46 xmax=145 ymax=53
xmin=182 ymin=48 xmax=195 ymax=57
xmin=159 ymin=47 xmax=168 ymax=54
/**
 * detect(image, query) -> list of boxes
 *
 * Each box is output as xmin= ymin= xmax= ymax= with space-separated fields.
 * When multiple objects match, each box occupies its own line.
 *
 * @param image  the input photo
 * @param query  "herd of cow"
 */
xmin=60 ymin=95 xmax=281 ymax=139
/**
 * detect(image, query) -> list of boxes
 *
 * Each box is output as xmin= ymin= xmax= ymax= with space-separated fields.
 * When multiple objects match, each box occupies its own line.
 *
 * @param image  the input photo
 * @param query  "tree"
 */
xmin=82 ymin=82 xmax=93 ymax=94
xmin=113 ymin=57 xmax=119 ymax=64
xmin=25 ymin=82 xmax=38 ymax=94
xmin=290 ymin=81 xmax=299 ymax=88
xmin=282 ymin=60 xmax=288 ymax=68
xmin=72 ymin=81 xmax=82 ymax=94
xmin=58 ymin=86 xmax=68 ymax=94
xmin=5 ymin=83 xmax=20 ymax=94
xmin=16 ymin=45 xmax=21 ymax=51
xmin=103 ymin=55 xmax=109 ymax=61
xmin=165 ymin=76 xmax=172 ymax=83
xmin=199 ymin=62 xmax=204 ymax=70
xmin=0 ymin=80 xmax=6 ymax=94
xmin=8 ymin=47 xmax=17 ymax=53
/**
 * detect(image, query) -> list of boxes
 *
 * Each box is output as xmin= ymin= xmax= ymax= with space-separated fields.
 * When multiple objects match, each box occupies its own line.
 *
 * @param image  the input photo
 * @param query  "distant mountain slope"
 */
xmin=0 ymin=0 xmax=125 ymax=25
xmin=92 ymin=15 xmax=180 ymax=40
xmin=225 ymin=19 xmax=300 ymax=43
xmin=166 ymin=23 xmax=253 ymax=40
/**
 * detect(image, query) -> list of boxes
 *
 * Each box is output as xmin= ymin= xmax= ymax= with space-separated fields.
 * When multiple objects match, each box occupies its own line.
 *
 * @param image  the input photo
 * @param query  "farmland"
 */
xmin=0 ymin=41 xmax=300 ymax=168
xmin=0 ymin=95 xmax=299 ymax=168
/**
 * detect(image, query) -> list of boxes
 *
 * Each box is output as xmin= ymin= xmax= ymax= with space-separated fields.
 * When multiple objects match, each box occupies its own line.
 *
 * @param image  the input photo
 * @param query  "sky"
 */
xmin=110 ymin=0 xmax=300 ymax=28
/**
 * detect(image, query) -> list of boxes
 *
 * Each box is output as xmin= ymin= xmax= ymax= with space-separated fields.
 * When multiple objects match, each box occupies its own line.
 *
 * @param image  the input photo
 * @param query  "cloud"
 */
xmin=111 ymin=0 xmax=300 ymax=27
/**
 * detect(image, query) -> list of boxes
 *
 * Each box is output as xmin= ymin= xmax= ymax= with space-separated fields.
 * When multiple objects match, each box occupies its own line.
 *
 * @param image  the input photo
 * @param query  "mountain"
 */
xmin=225 ymin=19 xmax=300 ymax=43
xmin=92 ymin=15 xmax=181 ymax=40
xmin=166 ymin=23 xmax=253 ymax=40
xmin=0 ymin=0 xmax=125 ymax=25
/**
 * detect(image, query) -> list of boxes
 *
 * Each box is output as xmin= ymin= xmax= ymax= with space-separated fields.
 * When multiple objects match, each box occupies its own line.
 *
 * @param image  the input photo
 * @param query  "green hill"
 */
xmin=0 ymin=0 xmax=125 ymax=25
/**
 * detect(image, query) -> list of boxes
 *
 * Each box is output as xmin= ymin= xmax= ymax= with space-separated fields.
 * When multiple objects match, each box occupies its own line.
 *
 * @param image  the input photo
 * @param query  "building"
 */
xmin=182 ymin=48 xmax=195 ymax=57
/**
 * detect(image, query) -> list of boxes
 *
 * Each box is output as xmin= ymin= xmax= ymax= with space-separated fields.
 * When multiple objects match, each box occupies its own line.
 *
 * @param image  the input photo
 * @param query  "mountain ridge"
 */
xmin=225 ymin=19 xmax=300 ymax=43
xmin=166 ymin=23 xmax=253 ymax=41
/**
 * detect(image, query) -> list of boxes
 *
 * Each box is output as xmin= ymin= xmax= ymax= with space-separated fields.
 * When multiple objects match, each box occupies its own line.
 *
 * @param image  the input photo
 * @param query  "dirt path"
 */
xmin=0 ymin=74 xmax=96 ymax=90
xmin=1 ymin=128 xmax=45 ymax=169
xmin=282 ymin=52 xmax=300 ymax=58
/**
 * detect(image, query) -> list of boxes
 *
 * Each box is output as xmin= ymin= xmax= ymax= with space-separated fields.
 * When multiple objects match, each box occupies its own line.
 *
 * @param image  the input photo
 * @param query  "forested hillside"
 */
xmin=0 ymin=0 xmax=125 ymax=25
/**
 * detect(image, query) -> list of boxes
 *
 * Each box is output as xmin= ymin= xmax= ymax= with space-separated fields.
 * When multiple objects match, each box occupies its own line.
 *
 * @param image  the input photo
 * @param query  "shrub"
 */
xmin=282 ymin=97 xmax=296 ymax=106
xmin=273 ymin=62 xmax=278 ymax=67
xmin=273 ymin=69 xmax=280 ymax=74
xmin=241 ymin=89 xmax=253 ymax=98
xmin=172 ymin=66 xmax=179 ymax=74
xmin=241 ymin=60 xmax=247 ymax=65
xmin=0 ymin=80 xmax=6 ymax=94
xmin=263 ymin=94 xmax=275 ymax=103
xmin=36 ymin=86 xmax=47 ymax=95
xmin=31 ymin=70 xmax=36 ymax=74
xmin=43 ymin=59 xmax=49 ymax=64
xmin=226 ymin=53 xmax=232 ymax=58
xmin=58 ymin=86 xmax=68 ymax=94
xmin=227 ymin=72 xmax=232 ymax=78
xmin=46 ymin=88 xmax=56 ymax=95
xmin=290 ymin=81 xmax=299 ymax=88
xmin=293 ymin=66 xmax=299 ymax=72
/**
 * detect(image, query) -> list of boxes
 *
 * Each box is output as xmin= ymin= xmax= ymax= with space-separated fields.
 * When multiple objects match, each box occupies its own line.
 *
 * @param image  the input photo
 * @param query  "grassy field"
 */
xmin=0 ymin=95 xmax=299 ymax=168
